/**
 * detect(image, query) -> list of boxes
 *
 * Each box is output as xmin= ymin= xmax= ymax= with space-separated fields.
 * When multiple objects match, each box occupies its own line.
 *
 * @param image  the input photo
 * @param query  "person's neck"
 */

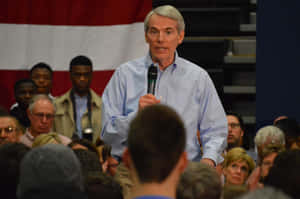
xmin=131 ymin=182 xmax=176 ymax=199
xmin=28 ymin=128 xmax=39 ymax=138
xmin=74 ymin=91 xmax=88 ymax=97
xmin=152 ymin=55 xmax=175 ymax=71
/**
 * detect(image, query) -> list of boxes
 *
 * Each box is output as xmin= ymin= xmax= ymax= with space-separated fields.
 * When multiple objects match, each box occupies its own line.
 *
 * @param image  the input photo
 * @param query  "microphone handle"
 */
xmin=148 ymin=79 xmax=156 ymax=94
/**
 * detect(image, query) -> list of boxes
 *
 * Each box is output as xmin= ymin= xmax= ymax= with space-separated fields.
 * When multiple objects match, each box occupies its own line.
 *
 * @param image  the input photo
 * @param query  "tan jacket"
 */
xmin=53 ymin=89 xmax=102 ymax=143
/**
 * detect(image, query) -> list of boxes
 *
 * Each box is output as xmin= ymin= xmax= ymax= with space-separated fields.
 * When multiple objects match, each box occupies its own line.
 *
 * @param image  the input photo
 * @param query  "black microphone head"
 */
xmin=148 ymin=64 xmax=158 ymax=80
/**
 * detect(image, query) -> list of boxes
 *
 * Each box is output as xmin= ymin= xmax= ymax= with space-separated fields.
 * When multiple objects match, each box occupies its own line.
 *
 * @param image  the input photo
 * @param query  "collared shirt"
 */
xmin=19 ymin=129 xmax=72 ymax=147
xmin=74 ymin=94 xmax=88 ymax=138
xmin=101 ymin=53 xmax=227 ymax=163
xmin=19 ymin=129 xmax=35 ymax=147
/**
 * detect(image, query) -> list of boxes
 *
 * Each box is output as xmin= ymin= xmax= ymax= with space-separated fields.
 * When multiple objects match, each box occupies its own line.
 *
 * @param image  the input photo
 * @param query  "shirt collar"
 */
xmin=145 ymin=51 xmax=178 ymax=71
xmin=25 ymin=129 xmax=35 ymax=141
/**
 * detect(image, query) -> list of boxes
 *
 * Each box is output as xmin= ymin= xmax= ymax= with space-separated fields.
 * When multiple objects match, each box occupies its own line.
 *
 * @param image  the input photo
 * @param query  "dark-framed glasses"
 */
xmin=33 ymin=112 xmax=54 ymax=120
xmin=228 ymin=123 xmax=240 ymax=129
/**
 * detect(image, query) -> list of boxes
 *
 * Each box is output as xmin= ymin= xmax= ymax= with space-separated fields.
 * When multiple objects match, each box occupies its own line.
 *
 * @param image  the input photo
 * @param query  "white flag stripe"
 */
xmin=0 ymin=22 xmax=148 ymax=71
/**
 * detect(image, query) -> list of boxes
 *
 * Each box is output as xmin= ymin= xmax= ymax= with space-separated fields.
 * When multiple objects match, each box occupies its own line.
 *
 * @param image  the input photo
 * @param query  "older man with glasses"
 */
xmin=0 ymin=111 xmax=23 ymax=145
xmin=19 ymin=94 xmax=70 ymax=147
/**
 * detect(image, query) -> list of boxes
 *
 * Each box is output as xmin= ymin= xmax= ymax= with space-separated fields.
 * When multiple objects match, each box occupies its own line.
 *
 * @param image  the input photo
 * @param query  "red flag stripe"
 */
xmin=0 ymin=0 xmax=152 ymax=26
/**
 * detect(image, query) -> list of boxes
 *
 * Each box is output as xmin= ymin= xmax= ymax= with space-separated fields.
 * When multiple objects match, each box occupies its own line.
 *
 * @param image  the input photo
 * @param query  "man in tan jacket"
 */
xmin=53 ymin=55 xmax=102 ymax=143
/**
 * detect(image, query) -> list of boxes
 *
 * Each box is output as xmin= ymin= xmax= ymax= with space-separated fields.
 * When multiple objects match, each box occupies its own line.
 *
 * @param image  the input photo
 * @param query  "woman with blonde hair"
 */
xmin=32 ymin=132 xmax=70 ymax=147
xmin=223 ymin=147 xmax=255 ymax=186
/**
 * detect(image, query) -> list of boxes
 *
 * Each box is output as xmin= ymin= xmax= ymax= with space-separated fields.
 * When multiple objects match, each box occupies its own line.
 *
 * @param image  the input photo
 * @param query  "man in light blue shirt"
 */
xmin=101 ymin=5 xmax=227 ymax=166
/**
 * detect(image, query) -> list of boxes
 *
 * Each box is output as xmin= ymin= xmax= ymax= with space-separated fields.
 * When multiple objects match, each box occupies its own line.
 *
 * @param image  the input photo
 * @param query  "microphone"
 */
xmin=147 ymin=64 xmax=158 ymax=95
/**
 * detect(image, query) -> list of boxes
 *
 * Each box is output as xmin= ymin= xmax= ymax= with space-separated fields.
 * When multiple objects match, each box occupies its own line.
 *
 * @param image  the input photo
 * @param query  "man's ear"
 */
xmin=178 ymin=151 xmax=188 ymax=173
xmin=26 ymin=108 xmax=31 ymax=119
xmin=122 ymin=148 xmax=131 ymax=169
xmin=145 ymin=32 xmax=149 ymax=44
xmin=177 ymin=30 xmax=185 ymax=45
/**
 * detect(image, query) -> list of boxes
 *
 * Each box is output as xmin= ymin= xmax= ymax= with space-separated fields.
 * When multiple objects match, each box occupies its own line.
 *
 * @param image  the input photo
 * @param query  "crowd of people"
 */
xmin=1 ymin=4 xmax=300 ymax=199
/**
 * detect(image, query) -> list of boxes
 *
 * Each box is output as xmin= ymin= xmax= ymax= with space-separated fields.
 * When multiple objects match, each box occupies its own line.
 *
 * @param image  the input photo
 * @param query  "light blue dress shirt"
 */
xmin=101 ymin=53 xmax=227 ymax=163
xmin=74 ymin=94 xmax=88 ymax=138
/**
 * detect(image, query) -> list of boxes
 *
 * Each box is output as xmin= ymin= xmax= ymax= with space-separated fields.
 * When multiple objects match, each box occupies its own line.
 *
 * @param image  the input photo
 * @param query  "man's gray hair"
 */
xmin=254 ymin=125 xmax=285 ymax=147
xmin=28 ymin=94 xmax=55 ymax=113
xmin=237 ymin=186 xmax=291 ymax=199
xmin=177 ymin=162 xmax=222 ymax=199
xmin=144 ymin=5 xmax=185 ymax=33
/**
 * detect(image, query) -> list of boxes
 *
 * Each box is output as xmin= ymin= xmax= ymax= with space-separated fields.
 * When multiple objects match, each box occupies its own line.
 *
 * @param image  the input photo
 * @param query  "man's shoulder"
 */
xmin=117 ymin=56 xmax=147 ymax=72
xmin=53 ymin=90 xmax=72 ymax=114
xmin=177 ymin=56 xmax=208 ymax=74
xmin=54 ymin=90 xmax=71 ymax=105
xmin=89 ymin=89 xmax=102 ymax=108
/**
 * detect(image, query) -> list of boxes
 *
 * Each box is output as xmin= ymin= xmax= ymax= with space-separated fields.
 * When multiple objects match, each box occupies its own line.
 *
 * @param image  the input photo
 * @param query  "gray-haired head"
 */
xmin=28 ymin=94 xmax=55 ymax=113
xmin=237 ymin=186 xmax=291 ymax=199
xmin=17 ymin=144 xmax=84 ymax=198
xmin=144 ymin=5 xmax=185 ymax=33
xmin=254 ymin=125 xmax=285 ymax=148
xmin=177 ymin=161 xmax=222 ymax=199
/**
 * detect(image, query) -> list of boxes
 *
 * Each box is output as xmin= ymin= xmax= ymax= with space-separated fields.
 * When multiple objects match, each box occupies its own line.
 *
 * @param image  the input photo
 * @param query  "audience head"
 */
xmin=237 ymin=186 xmax=292 ymax=199
xmin=0 ymin=113 xmax=23 ymax=145
xmin=254 ymin=125 xmax=285 ymax=162
xmin=0 ymin=143 xmax=30 ymax=199
xmin=14 ymin=79 xmax=37 ymax=109
xmin=260 ymin=144 xmax=285 ymax=181
xmin=69 ymin=138 xmax=99 ymax=155
xmin=69 ymin=55 xmax=93 ymax=97
xmin=264 ymin=149 xmax=300 ymax=199
xmin=222 ymin=184 xmax=248 ymax=199
xmin=274 ymin=118 xmax=300 ymax=149
xmin=144 ymin=5 xmax=185 ymax=33
xmin=114 ymin=163 xmax=133 ymax=199
xmin=177 ymin=162 xmax=222 ymax=199
xmin=227 ymin=112 xmax=245 ymax=150
xmin=17 ymin=144 xmax=85 ymax=199
xmin=86 ymin=172 xmax=123 ymax=199
xmin=125 ymin=104 xmax=187 ymax=184
xmin=27 ymin=94 xmax=55 ymax=137
xmin=223 ymin=147 xmax=255 ymax=186
xmin=30 ymin=62 xmax=53 ymax=95
xmin=32 ymin=132 xmax=63 ymax=147
xmin=73 ymin=149 xmax=103 ymax=180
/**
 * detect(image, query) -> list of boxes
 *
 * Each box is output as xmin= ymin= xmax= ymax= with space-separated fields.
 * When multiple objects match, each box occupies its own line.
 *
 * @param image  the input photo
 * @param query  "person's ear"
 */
xmin=177 ymin=30 xmax=185 ymax=45
xmin=122 ymin=148 xmax=131 ymax=169
xmin=178 ymin=151 xmax=188 ymax=173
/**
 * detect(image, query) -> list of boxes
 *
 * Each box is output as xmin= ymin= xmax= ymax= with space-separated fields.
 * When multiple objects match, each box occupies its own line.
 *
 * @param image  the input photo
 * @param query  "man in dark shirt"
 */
xmin=10 ymin=79 xmax=37 ymax=128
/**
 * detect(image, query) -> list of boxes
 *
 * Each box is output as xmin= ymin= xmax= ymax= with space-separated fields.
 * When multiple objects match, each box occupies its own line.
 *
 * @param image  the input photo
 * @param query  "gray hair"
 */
xmin=144 ymin=5 xmax=185 ymax=33
xmin=254 ymin=125 xmax=285 ymax=147
xmin=177 ymin=162 xmax=222 ymax=199
xmin=28 ymin=94 xmax=55 ymax=113
xmin=237 ymin=186 xmax=291 ymax=199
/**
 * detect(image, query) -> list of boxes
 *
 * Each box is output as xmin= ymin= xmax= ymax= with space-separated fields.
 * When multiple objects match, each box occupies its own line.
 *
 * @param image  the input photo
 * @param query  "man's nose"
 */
xmin=228 ymin=125 xmax=232 ymax=132
xmin=158 ymin=32 xmax=165 ymax=42
xmin=41 ymin=115 xmax=48 ymax=123
xmin=25 ymin=92 xmax=32 ymax=99
xmin=0 ymin=130 xmax=7 ymax=137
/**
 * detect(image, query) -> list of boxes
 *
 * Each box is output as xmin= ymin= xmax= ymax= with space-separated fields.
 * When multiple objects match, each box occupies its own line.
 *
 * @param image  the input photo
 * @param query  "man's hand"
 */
xmin=247 ymin=166 xmax=264 ymax=191
xmin=200 ymin=158 xmax=216 ymax=168
xmin=138 ymin=94 xmax=160 ymax=111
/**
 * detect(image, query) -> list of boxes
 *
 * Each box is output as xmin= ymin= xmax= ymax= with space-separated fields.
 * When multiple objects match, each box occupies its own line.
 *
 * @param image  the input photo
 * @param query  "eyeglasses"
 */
xmin=33 ymin=113 xmax=54 ymax=120
xmin=0 ymin=126 xmax=17 ymax=134
xmin=228 ymin=123 xmax=240 ymax=129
